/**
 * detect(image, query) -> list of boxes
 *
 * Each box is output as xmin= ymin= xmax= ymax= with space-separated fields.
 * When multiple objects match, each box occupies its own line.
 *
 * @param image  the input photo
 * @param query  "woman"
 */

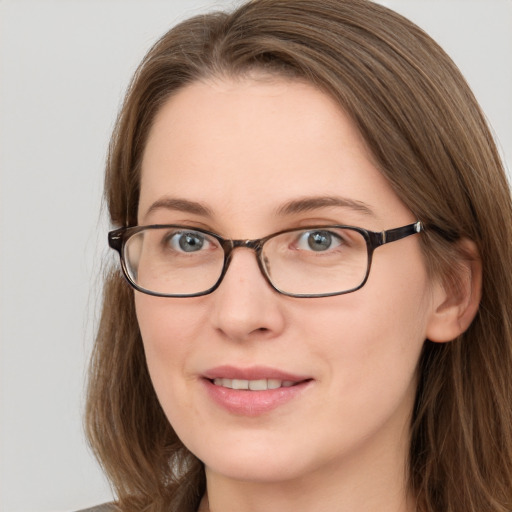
xmin=85 ymin=0 xmax=512 ymax=511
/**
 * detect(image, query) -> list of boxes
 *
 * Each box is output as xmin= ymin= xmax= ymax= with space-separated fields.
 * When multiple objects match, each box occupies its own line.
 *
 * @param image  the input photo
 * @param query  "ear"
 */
xmin=426 ymin=239 xmax=482 ymax=343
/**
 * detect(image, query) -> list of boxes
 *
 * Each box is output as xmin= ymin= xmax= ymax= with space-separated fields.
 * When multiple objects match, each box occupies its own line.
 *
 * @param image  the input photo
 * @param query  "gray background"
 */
xmin=1 ymin=1 xmax=510 ymax=511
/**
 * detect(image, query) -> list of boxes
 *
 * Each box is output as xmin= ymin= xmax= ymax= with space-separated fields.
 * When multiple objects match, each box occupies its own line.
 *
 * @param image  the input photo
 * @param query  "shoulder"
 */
xmin=75 ymin=504 xmax=117 ymax=512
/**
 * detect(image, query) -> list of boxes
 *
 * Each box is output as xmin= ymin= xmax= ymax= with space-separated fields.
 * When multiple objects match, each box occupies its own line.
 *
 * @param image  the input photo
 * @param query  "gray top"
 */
xmin=75 ymin=504 xmax=117 ymax=512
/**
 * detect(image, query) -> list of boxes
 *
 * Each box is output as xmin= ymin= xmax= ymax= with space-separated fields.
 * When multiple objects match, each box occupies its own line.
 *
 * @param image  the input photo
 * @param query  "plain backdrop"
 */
xmin=0 ymin=1 xmax=511 ymax=511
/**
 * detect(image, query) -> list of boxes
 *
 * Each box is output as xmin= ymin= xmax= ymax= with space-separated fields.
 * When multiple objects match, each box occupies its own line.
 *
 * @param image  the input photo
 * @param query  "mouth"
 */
xmin=211 ymin=377 xmax=302 ymax=390
xmin=202 ymin=365 xmax=311 ymax=389
xmin=201 ymin=366 xmax=313 ymax=416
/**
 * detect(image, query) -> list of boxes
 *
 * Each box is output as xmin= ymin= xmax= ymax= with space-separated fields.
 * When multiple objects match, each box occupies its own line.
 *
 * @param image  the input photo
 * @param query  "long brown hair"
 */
xmin=85 ymin=1 xmax=512 ymax=510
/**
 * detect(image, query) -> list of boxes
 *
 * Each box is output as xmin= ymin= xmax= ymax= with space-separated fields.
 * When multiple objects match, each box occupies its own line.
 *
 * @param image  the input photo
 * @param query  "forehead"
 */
xmin=142 ymin=76 xmax=359 ymax=166
xmin=138 ymin=77 xmax=410 ymax=231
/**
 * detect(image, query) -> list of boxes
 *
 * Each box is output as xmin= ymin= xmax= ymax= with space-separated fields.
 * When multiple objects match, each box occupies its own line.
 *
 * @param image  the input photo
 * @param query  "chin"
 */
xmin=204 ymin=455 xmax=309 ymax=484
xmin=188 ymin=433 xmax=311 ymax=483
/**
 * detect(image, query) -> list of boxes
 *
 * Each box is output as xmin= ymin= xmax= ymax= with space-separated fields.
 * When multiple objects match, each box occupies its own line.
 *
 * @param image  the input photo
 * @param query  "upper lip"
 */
xmin=202 ymin=365 xmax=311 ymax=382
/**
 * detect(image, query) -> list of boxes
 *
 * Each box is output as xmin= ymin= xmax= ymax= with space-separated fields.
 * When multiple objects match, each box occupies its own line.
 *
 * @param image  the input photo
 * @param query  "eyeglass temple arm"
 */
xmin=379 ymin=221 xmax=423 ymax=245
xmin=108 ymin=228 xmax=125 ymax=252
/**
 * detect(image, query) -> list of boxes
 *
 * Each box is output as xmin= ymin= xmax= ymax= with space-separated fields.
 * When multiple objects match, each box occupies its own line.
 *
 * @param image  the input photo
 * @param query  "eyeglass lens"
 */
xmin=122 ymin=226 xmax=369 ymax=297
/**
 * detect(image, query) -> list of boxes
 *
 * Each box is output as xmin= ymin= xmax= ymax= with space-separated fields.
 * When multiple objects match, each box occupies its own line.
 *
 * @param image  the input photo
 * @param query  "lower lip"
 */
xmin=202 ymin=379 xmax=311 ymax=416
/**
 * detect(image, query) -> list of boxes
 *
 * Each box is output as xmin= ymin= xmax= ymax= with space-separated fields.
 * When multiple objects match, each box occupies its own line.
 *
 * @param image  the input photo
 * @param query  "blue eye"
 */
xmin=296 ymin=230 xmax=342 ymax=252
xmin=169 ymin=231 xmax=207 ymax=252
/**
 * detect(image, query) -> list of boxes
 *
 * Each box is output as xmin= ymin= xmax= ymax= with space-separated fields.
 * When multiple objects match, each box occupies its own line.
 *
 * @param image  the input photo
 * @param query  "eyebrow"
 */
xmin=145 ymin=197 xmax=214 ymax=218
xmin=144 ymin=194 xmax=374 ymax=220
xmin=275 ymin=196 xmax=375 ymax=217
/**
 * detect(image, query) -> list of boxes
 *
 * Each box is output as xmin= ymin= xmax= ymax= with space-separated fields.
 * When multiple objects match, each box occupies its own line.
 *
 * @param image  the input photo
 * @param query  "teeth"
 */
xmin=232 ymin=379 xmax=248 ymax=390
xmin=249 ymin=379 xmax=267 ymax=391
xmin=212 ymin=378 xmax=296 ymax=390
xmin=267 ymin=379 xmax=281 ymax=390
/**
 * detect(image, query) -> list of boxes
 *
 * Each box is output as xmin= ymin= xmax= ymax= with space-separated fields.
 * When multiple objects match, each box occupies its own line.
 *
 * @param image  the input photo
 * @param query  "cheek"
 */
xmin=300 ymin=250 xmax=433 ymax=405
xmin=134 ymin=295 xmax=204 ymax=404
xmin=360 ymin=266 xmax=431 ymax=397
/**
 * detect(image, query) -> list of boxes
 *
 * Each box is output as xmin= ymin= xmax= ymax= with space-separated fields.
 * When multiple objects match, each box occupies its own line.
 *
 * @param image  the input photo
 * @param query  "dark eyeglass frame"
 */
xmin=108 ymin=221 xmax=423 ymax=298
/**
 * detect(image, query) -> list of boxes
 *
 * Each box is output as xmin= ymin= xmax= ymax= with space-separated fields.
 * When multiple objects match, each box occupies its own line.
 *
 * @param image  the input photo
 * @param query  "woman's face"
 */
xmin=136 ymin=77 xmax=437 ymax=486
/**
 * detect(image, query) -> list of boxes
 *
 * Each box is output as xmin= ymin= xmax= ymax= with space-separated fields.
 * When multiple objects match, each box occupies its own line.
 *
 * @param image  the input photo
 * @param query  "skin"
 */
xmin=135 ymin=76 xmax=450 ymax=512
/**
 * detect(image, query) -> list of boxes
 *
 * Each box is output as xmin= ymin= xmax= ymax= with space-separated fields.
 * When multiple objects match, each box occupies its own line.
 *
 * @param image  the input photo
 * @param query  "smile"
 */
xmin=212 ymin=378 xmax=297 ymax=390
xmin=202 ymin=366 xmax=312 ymax=416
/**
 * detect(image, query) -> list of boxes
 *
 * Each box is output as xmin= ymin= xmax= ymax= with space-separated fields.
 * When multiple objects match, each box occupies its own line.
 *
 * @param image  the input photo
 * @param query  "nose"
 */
xmin=210 ymin=248 xmax=286 ymax=342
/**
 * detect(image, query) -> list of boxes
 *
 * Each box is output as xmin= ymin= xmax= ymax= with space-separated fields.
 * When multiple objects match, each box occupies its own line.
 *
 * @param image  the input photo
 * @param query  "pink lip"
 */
xmin=202 ymin=365 xmax=309 ymax=382
xmin=201 ymin=365 xmax=313 ymax=417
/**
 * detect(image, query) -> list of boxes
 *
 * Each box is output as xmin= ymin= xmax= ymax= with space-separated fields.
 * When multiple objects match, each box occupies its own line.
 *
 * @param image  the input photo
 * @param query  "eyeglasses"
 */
xmin=108 ymin=221 xmax=422 ymax=298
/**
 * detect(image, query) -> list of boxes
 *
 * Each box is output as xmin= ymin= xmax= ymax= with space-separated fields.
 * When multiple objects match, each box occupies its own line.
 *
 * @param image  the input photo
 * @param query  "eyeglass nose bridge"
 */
xmin=220 ymin=237 xmax=265 ymax=255
xmin=216 ymin=237 xmax=273 ymax=291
